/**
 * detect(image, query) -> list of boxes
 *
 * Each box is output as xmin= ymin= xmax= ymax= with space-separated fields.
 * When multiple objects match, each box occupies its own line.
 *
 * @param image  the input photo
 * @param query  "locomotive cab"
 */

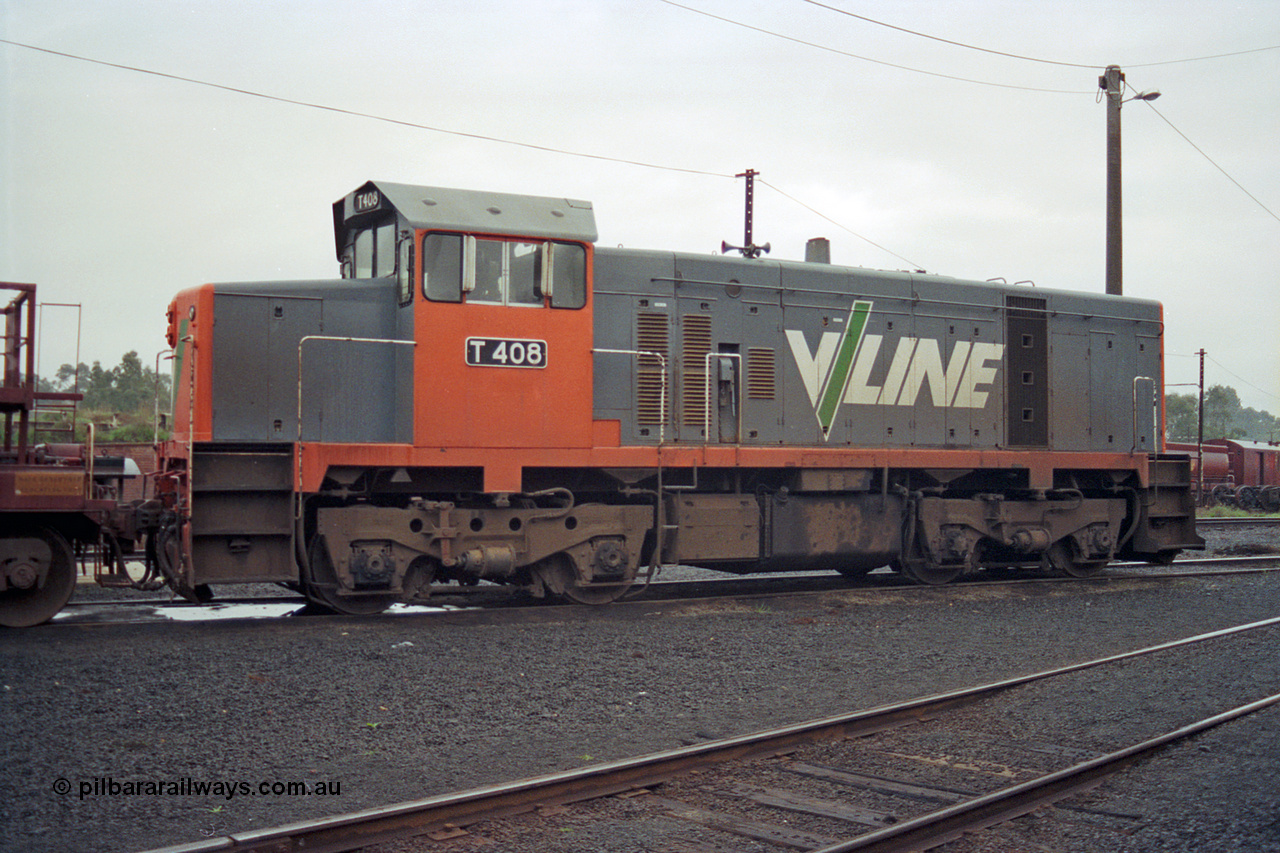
xmin=333 ymin=182 xmax=599 ymax=479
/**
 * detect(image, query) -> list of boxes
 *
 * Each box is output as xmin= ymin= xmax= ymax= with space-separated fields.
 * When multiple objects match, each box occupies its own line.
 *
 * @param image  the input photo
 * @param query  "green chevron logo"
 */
xmin=813 ymin=300 xmax=873 ymax=435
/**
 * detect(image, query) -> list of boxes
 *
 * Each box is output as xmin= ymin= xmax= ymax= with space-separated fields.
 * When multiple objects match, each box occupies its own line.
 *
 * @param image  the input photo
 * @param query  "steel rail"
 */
xmin=1197 ymin=516 xmax=1280 ymax=526
xmin=51 ymin=558 xmax=1280 ymax=627
xmin=140 ymin=615 xmax=1280 ymax=853
xmin=812 ymin=690 xmax=1280 ymax=853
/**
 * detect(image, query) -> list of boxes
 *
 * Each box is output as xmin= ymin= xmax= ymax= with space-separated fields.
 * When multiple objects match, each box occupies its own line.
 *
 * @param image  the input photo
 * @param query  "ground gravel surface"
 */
xmin=0 ymin=526 xmax=1276 ymax=852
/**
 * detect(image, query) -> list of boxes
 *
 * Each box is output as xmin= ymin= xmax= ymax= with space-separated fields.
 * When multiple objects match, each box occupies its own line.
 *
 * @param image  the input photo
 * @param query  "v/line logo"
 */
xmin=785 ymin=300 xmax=1006 ymax=437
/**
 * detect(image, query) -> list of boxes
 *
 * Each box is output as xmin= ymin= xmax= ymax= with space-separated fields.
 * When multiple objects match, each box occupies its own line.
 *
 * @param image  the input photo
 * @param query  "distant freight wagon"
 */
xmin=1167 ymin=439 xmax=1280 ymax=510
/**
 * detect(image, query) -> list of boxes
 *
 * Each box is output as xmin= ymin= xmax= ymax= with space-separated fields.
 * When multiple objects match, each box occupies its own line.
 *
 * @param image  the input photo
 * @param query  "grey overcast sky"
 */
xmin=3 ymin=1 xmax=1278 ymax=415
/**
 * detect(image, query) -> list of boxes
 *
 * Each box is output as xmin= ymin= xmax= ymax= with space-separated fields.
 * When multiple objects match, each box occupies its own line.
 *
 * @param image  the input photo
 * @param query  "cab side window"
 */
xmin=354 ymin=230 xmax=374 ymax=278
xmin=375 ymin=224 xmax=395 ymax=277
xmin=349 ymin=221 xmax=397 ymax=279
xmin=419 ymin=233 xmax=586 ymax=309
xmin=423 ymin=233 xmax=463 ymax=302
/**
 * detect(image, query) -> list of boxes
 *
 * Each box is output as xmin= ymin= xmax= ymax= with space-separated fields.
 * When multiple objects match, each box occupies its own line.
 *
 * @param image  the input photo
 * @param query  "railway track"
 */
xmin=46 ymin=516 xmax=1276 ymax=626
xmin=143 ymin=616 xmax=1280 ymax=853
xmin=53 ymin=554 xmax=1280 ymax=627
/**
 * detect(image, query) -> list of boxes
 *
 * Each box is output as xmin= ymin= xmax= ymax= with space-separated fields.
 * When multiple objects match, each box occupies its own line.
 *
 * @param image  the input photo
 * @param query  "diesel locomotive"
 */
xmin=0 ymin=181 xmax=1204 ymax=624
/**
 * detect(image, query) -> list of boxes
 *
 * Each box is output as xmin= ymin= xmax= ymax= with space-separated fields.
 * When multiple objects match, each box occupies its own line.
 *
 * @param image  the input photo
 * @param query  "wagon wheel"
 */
xmin=304 ymin=535 xmax=393 ymax=616
xmin=1263 ymin=487 xmax=1280 ymax=514
xmin=535 ymin=552 xmax=632 ymax=605
xmin=1236 ymin=486 xmax=1261 ymax=512
xmin=0 ymin=526 xmax=77 ymax=628
xmin=1044 ymin=539 xmax=1107 ymax=579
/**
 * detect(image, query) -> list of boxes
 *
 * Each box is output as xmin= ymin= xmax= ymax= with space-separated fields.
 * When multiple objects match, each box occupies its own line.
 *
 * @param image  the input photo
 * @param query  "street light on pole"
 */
xmin=1100 ymin=65 xmax=1160 ymax=296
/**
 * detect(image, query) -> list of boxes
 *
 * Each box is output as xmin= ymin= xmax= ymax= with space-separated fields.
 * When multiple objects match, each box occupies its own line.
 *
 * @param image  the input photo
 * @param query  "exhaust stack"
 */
xmin=805 ymin=238 xmax=831 ymax=264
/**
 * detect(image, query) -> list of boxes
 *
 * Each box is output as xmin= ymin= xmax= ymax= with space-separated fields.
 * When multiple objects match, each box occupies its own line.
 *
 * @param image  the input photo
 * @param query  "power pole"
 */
xmin=1100 ymin=66 xmax=1160 ymax=297
xmin=1101 ymin=65 xmax=1125 ymax=296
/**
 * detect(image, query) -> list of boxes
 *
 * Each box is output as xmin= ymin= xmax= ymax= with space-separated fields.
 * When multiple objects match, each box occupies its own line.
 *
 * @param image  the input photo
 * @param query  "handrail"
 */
xmin=1132 ymin=375 xmax=1156 ymax=453
xmin=153 ymin=348 xmax=173 ymax=445
xmin=294 ymin=334 xmax=417 ymax=497
xmin=592 ymin=348 xmax=668 ymax=444
xmin=85 ymin=422 xmax=95 ymax=499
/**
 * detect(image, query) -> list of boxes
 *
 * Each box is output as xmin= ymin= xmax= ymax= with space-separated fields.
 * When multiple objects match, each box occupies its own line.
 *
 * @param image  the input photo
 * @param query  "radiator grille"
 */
xmin=635 ymin=313 xmax=669 ymax=425
xmin=681 ymin=315 xmax=713 ymax=426
xmin=746 ymin=348 xmax=776 ymax=399
xmin=1005 ymin=295 xmax=1047 ymax=314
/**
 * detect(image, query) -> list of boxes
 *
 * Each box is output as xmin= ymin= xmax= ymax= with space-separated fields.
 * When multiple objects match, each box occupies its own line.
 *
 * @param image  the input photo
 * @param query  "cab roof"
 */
xmin=333 ymin=181 xmax=598 ymax=258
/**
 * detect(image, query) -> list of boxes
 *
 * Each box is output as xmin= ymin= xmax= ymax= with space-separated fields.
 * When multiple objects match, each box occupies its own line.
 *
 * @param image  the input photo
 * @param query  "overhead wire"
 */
xmin=656 ymin=3 xmax=1279 ymax=230
xmin=799 ymin=0 xmax=1095 ymax=68
xmin=1139 ymin=101 xmax=1280 ymax=225
xmin=0 ymin=38 xmax=732 ymax=180
xmin=6 ymin=8 xmax=1277 ymax=267
xmin=1206 ymin=356 xmax=1280 ymax=403
xmin=800 ymin=0 xmax=1280 ymax=69
xmin=758 ymin=181 xmax=922 ymax=270
xmin=0 ymin=37 xmax=920 ymax=269
xmin=654 ymin=0 xmax=1091 ymax=94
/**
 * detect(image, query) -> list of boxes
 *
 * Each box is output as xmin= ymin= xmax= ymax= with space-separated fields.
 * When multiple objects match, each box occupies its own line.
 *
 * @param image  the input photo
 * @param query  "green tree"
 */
xmin=1170 ymin=384 xmax=1280 ymax=443
xmin=42 ymin=352 xmax=172 ymax=441
xmin=1164 ymin=392 xmax=1198 ymax=442
xmin=110 ymin=351 xmax=151 ymax=413
xmin=1203 ymin=385 xmax=1245 ymax=440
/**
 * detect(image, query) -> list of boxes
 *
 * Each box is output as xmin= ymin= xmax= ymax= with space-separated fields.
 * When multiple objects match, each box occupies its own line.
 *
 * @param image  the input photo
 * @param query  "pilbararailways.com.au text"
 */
xmin=53 ymin=776 xmax=341 ymax=801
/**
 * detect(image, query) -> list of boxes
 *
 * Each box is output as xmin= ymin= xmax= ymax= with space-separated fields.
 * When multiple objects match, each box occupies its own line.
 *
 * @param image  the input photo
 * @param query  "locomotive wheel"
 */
xmin=1044 ymin=540 xmax=1106 ymax=579
xmin=537 ymin=553 xmax=632 ymax=605
xmin=901 ymin=561 xmax=962 ymax=585
xmin=0 ymin=527 xmax=76 ymax=628
xmin=896 ymin=536 xmax=962 ymax=584
xmin=304 ymin=536 xmax=393 ymax=616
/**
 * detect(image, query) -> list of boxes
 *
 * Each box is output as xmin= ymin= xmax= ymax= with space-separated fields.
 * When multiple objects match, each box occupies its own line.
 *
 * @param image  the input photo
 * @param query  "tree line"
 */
xmin=1165 ymin=385 xmax=1278 ymax=444
xmin=37 ymin=351 xmax=171 ymax=442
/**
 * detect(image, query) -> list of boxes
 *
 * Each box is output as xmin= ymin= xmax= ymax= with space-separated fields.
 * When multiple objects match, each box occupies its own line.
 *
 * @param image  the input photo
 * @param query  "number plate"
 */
xmin=465 ymin=337 xmax=547 ymax=369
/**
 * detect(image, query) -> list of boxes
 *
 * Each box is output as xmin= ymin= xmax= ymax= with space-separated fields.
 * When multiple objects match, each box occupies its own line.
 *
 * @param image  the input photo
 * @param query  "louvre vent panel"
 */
xmin=681 ymin=315 xmax=713 ymax=426
xmin=1005 ymin=295 xmax=1047 ymax=313
xmin=635 ymin=313 xmax=669 ymax=425
xmin=747 ymin=348 xmax=776 ymax=400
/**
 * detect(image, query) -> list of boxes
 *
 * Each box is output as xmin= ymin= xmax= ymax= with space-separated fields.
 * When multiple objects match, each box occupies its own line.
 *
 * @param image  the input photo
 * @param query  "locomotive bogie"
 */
xmin=310 ymin=498 xmax=652 ymax=607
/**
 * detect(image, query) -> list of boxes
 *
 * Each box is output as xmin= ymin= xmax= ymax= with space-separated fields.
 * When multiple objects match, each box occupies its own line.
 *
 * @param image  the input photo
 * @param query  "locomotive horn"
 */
xmin=721 ymin=240 xmax=770 ymax=258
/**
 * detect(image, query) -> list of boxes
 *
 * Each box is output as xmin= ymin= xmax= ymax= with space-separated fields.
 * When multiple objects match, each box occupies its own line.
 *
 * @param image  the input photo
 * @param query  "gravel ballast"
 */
xmin=0 ymin=527 xmax=1277 ymax=852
